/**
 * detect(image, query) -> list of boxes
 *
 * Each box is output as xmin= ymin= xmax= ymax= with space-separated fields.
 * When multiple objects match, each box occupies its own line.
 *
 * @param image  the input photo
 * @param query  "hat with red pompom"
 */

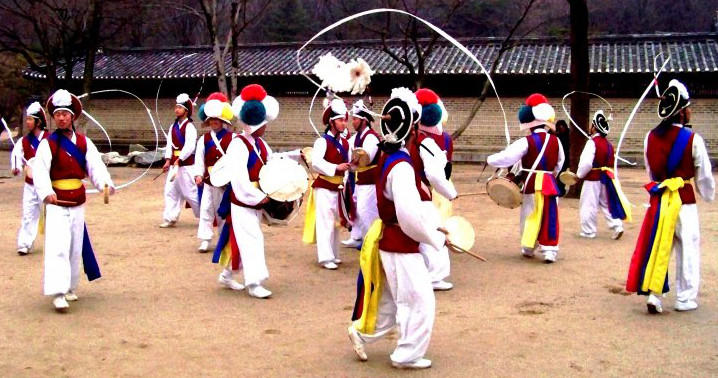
xmin=415 ymin=88 xmax=445 ymax=134
xmin=199 ymin=91 xmax=233 ymax=125
xmin=517 ymin=93 xmax=555 ymax=130
xmin=231 ymin=84 xmax=279 ymax=133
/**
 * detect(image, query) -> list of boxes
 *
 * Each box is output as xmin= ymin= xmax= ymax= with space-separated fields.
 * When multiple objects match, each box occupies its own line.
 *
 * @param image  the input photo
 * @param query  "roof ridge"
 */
xmin=102 ymin=32 xmax=717 ymax=52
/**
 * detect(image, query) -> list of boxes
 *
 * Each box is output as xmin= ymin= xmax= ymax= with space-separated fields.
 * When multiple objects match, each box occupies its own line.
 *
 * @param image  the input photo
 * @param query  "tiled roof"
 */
xmin=23 ymin=33 xmax=718 ymax=80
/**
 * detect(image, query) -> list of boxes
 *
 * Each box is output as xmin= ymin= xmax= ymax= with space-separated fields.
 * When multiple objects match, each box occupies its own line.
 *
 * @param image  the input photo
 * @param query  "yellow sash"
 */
xmin=641 ymin=177 xmax=685 ymax=294
xmin=521 ymin=173 xmax=545 ymax=249
xmin=319 ymin=175 xmax=343 ymax=185
xmin=352 ymin=219 xmax=384 ymax=334
xmin=302 ymin=188 xmax=317 ymax=244
xmin=173 ymin=150 xmax=181 ymax=157
xmin=51 ymin=179 xmax=83 ymax=190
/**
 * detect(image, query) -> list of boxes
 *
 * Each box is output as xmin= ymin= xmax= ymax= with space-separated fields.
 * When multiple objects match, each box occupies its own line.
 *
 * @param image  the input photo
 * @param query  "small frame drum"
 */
xmin=486 ymin=169 xmax=523 ymax=209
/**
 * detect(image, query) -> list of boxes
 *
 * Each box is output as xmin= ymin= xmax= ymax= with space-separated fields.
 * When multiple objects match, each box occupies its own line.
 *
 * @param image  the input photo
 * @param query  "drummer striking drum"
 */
xmin=192 ymin=92 xmax=235 ymax=252
xmin=342 ymin=99 xmax=381 ymax=248
xmin=487 ymin=94 xmax=564 ymax=263
xmin=211 ymin=84 xmax=301 ymax=299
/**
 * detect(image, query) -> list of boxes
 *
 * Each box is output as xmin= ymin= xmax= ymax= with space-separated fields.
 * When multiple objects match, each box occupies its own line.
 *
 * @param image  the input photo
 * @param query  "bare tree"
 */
xmin=337 ymin=0 xmax=466 ymax=89
xmin=451 ymin=0 xmax=543 ymax=140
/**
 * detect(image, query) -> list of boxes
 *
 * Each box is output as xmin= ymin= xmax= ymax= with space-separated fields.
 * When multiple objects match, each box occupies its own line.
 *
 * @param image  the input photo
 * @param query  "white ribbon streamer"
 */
xmin=296 ymin=8 xmax=509 ymax=145
xmin=78 ymin=89 xmax=160 ymax=192
xmin=614 ymin=56 xmax=671 ymax=179
xmin=154 ymin=53 xmax=198 ymax=138
xmin=561 ymin=91 xmax=636 ymax=166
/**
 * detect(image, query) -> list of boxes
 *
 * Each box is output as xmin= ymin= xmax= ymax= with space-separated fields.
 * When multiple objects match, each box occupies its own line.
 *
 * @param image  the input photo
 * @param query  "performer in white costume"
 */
xmin=348 ymin=93 xmax=446 ymax=369
xmin=342 ymin=99 xmax=380 ymax=248
xmin=159 ymin=93 xmax=199 ymax=228
xmin=407 ymin=88 xmax=457 ymax=290
xmin=193 ymin=92 xmax=235 ymax=252
xmin=576 ymin=110 xmax=627 ymax=240
xmin=33 ymin=89 xmax=114 ymax=311
xmin=11 ymin=102 xmax=48 ymax=255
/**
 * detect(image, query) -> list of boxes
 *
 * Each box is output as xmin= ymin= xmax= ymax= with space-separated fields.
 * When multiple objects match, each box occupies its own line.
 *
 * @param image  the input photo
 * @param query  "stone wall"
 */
xmin=75 ymin=96 xmax=718 ymax=161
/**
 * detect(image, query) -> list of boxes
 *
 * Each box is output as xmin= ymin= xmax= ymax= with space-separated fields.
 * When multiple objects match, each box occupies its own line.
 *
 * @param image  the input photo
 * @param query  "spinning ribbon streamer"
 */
xmin=296 ymin=8 xmax=509 ymax=146
xmin=154 ymin=53 xmax=198 ymax=138
xmin=614 ymin=56 xmax=671 ymax=180
xmin=561 ymin=91 xmax=635 ymax=166
xmin=78 ymin=89 xmax=160 ymax=192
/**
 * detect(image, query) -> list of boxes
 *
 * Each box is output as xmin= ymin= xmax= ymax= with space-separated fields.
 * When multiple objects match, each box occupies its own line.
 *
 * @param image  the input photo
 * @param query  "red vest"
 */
xmin=170 ymin=119 xmax=195 ymax=166
xmin=376 ymin=151 xmax=423 ymax=253
xmin=521 ymin=132 xmax=560 ymax=194
xmin=230 ymin=135 xmax=268 ymax=208
xmin=407 ymin=133 xmax=449 ymax=201
xmin=422 ymin=131 xmax=454 ymax=162
xmin=355 ymin=128 xmax=381 ymax=185
xmin=585 ymin=135 xmax=615 ymax=181
xmin=48 ymin=133 xmax=88 ymax=206
xmin=202 ymin=130 xmax=234 ymax=184
xmin=312 ymin=134 xmax=349 ymax=191
xmin=21 ymin=131 xmax=46 ymax=185
xmin=646 ymin=126 xmax=696 ymax=204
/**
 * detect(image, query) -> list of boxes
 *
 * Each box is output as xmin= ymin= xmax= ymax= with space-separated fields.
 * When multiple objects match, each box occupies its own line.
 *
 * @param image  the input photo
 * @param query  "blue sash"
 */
xmin=324 ymin=134 xmax=348 ymax=162
xmin=530 ymin=133 xmax=547 ymax=171
xmin=28 ymin=133 xmax=41 ymax=150
xmin=666 ymin=127 xmax=692 ymax=177
xmin=204 ymin=128 xmax=228 ymax=153
xmin=50 ymin=132 xmax=87 ymax=173
xmin=381 ymin=150 xmax=412 ymax=175
xmin=82 ymin=224 xmax=101 ymax=281
xmin=172 ymin=120 xmax=185 ymax=147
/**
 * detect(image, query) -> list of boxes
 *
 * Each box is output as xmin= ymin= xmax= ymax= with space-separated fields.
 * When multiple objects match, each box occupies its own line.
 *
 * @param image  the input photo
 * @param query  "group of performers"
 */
xmin=7 ymin=78 xmax=714 ymax=369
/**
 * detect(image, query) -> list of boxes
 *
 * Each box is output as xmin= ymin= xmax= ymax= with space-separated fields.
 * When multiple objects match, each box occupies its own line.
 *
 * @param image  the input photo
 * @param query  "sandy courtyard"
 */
xmin=1 ymin=156 xmax=717 ymax=377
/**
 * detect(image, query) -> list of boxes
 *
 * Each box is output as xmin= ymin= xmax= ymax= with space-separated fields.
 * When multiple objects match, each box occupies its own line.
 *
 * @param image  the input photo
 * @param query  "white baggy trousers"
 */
xmin=163 ymin=166 xmax=200 ymax=222
xmin=673 ymin=204 xmax=701 ymax=303
xmin=357 ymin=251 xmax=436 ymax=364
xmin=579 ymin=180 xmax=623 ymax=236
xmin=350 ymin=184 xmax=379 ymax=242
xmin=197 ymin=185 xmax=226 ymax=242
xmin=230 ymin=204 xmax=269 ymax=286
xmin=43 ymin=204 xmax=85 ymax=296
xmin=17 ymin=183 xmax=42 ymax=250
xmin=314 ymin=187 xmax=340 ymax=264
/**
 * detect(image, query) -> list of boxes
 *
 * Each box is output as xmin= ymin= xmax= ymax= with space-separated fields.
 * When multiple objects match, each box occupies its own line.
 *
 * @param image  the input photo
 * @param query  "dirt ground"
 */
xmin=1 ymin=153 xmax=717 ymax=377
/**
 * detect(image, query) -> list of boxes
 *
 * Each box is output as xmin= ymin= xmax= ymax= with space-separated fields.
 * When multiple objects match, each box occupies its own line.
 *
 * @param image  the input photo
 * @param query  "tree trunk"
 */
xmin=567 ymin=0 xmax=590 ymax=198
xmin=82 ymin=0 xmax=103 ymax=102
xmin=230 ymin=1 xmax=240 ymax=98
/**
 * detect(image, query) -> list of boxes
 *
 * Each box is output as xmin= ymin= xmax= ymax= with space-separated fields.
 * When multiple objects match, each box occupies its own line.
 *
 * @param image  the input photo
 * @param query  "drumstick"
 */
xmin=476 ymin=161 xmax=488 ymax=183
xmin=54 ymin=199 xmax=78 ymax=206
xmin=457 ymin=192 xmax=487 ymax=197
xmin=437 ymin=227 xmax=487 ymax=262
xmin=152 ymin=170 xmax=166 ymax=181
xmin=103 ymin=184 xmax=109 ymax=205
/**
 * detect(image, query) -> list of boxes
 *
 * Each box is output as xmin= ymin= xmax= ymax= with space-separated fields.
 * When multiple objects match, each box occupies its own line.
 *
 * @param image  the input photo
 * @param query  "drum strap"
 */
xmin=522 ymin=133 xmax=550 ymax=194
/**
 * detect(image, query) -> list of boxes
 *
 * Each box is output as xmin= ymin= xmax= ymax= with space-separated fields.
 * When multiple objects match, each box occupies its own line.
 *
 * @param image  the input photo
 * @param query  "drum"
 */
xmin=300 ymin=146 xmax=314 ymax=173
xmin=444 ymin=216 xmax=475 ymax=251
xmin=558 ymin=170 xmax=579 ymax=186
xmin=262 ymin=198 xmax=302 ymax=225
xmin=351 ymin=148 xmax=371 ymax=167
xmin=258 ymin=157 xmax=309 ymax=202
xmin=486 ymin=169 xmax=523 ymax=209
